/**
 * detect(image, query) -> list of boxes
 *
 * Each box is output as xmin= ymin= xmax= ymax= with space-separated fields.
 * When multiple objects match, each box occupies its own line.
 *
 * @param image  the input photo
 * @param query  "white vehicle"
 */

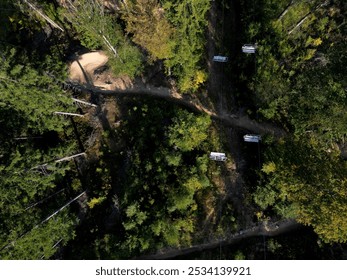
xmin=213 ymin=55 xmax=228 ymax=62
xmin=209 ymin=152 xmax=227 ymax=161
xmin=243 ymin=134 xmax=261 ymax=143
xmin=242 ymin=44 xmax=257 ymax=54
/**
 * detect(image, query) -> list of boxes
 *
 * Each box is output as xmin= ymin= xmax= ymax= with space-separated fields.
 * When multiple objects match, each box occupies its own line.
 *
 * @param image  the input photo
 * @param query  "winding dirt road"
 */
xmin=68 ymin=51 xmax=287 ymax=138
xmin=68 ymin=79 xmax=287 ymax=137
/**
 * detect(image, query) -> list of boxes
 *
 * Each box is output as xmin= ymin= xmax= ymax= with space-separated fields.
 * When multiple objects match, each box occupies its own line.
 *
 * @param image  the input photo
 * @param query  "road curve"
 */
xmin=70 ymin=82 xmax=287 ymax=138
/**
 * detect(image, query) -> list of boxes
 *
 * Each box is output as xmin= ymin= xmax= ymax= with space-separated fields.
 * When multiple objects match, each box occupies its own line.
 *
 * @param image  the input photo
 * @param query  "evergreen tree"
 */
xmin=255 ymin=137 xmax=347 ymax=243
xmin=0 ymin=48 xmax=73 ymax=133
xmin=122 ymin=0 xmax=175 ymax=61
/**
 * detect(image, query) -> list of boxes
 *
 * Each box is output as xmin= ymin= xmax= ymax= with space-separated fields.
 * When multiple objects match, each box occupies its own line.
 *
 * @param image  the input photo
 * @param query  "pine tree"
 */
xmin=122 ymin=0 xmax=175 ymax=61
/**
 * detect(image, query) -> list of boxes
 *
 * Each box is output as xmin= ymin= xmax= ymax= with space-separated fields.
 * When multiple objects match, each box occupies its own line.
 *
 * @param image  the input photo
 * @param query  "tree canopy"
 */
xmin=255 ymin=137 xmax=347 ymax=243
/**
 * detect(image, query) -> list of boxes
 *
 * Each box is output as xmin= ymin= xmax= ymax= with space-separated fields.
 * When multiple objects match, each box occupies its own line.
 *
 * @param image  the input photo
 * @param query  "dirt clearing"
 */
xmin=69 ymin=51 xmax=132 ymax=90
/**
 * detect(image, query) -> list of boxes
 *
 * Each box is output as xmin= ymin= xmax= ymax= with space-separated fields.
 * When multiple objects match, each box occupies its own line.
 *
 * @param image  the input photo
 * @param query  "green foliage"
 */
xmin=0 ymin=49 xmax=73 ymax=133
xmin=261 ymin=162 xmax=276 ymax=174
xmin=168 ymin=110 xmax=211 ymax=151
xmin=233 ymin=250 xmax=246 ymax=260
xmin=257 ymin=137 xmax=347 ymax=243
xmin=61 ymin=0 xmax=143 ymax=78
xmin=253 ymin=185 xmax=277 ymax=210
xmin=5 ymin=0 xmax=347 ymax=259
xmin=1 ymin=212 xmax=76 ymax=260
xmin=121 ymin=0 xmax=211 ymax=91
xmin=248 ymin=0 xmax=347 ymax=145
xmin=0 ymin=0 xmax=14 ymax=39
xmin=0 ymin=46 xmax=83 ymax=259
xmin=162 ymin=0 xmax=210 ymax=92
xmin=107 ymin=42 xmax=143 ymax=79
xmin=165 ymin=152 xmax=182 ymax=166
xmin=277 ymin=1 xmax=312 ymax=31
xmin=168 ymin=175 xmax=202 ymax=212
xmin=1 ymin=1 xmax=44 ymax=47
xmin=112 ymin=99 xmax=214 ymax=257
xmin=0 ymin=133 xmax=79 ymax=257
xmin=87 ymin=196 xmax=106 ymax=209
xmin=122 ymin=0 xmax=175 ymax=61
xmin=288 ymin=62 xmax=347 ymax=142
xmin=267 ymin=238 xmax=282 ymax=253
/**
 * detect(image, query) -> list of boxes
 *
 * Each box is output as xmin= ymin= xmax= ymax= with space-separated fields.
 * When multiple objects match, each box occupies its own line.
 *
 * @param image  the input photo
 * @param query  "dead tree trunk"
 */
xmin=121 ymin=0 xmax=130 ymax=11
xmin=72 ymin=98 xmax=97 ymax=107
xmin=0 ymin=191 xmax=86 ymax=252
xmin=64 ymin=0 xmax=123 ymax=63
xmin=14 ymin=136 xmax=43 ymax=140
xmin=0 ymin=76 xmax=17 ymax=83
xmin=288 ymin=0 xmax=329 ymax=35
xmin=288 ymin=12 xmax=311 ymax=34
xmin=65 ymin=0 xmax=78 ymax=12
xmin=277 ymin=0 xmax=294 ymax=21
xmin=24 ymin=188 xmax=66 ymax=211
xmin=54 ymin=111 xmax=84 ymax=117
xmin=31 ymin=152 xmax=86 ymax=170
xmin=55 ymin=152 xmax=86 ymax=163
xmin=23 ymin=0 xmax=64 ymax=32
xmin=39 ymin=191 xmax=86 ymax=224
xmin=102 ymin=35 xmax=124 ymax=63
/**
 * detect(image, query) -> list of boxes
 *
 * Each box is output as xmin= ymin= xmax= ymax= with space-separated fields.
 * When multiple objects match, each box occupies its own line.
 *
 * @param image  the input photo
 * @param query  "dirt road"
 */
xmin=68 ymin=79 xmax=287 ymax=138
xmin=68 ymin=50 xmax=287 ymax=138
xmin=140 ymin=219 xmax=300 ymax=259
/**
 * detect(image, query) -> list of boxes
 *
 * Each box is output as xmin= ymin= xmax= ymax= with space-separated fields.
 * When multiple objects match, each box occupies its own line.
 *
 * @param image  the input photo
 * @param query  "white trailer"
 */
xmin=209 ymin=152 xmax=227 ymax=161
xmin=242 ymin=44 xmax=257 ymax=54
xmin=213 ymin=55 xmax=228 ymax=62
xmin=243 ymin=134 xmax=261 ymax=143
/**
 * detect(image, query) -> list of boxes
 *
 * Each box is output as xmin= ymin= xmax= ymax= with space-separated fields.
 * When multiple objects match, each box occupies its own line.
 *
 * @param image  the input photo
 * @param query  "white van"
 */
xmin=213 ymin=56 xmax=228 ymax=62
xmin=243 ymin=134 xmax=261 ymax=143
xmin=242 ymin=44 xmax=257 ymax=54
xmin=209 ymin=152 xmax=227 ymax=161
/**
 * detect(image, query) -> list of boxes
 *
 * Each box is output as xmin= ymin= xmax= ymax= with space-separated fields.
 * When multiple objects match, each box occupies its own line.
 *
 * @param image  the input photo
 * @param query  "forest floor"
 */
xmin=67 ymin=32 xmax=288 ymax=254
xmin=67 ymin=44 xmax=285 ymax=227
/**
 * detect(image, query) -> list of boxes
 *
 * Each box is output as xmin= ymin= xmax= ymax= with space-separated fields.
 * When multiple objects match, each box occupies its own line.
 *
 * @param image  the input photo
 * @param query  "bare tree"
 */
xmin=277 ymin=0 xmax=294 ymax=21
xmin=55 ymin=152 xmax=86 ymax=163
xmin=72 ymin=98 xmax=97 ymax=107
xmin=31 ymin=152 xmax=86 ymax=170
xmin=22 ymin=0 xmax=64 ymax=32
xmin=54 ymin=111 xmax=85 ymax=117
xmin=288 ymin=0 xmax=330 ymax=35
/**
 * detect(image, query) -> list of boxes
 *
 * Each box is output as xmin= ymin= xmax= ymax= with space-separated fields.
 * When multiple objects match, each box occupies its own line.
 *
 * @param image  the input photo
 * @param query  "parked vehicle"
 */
xmin=213 ymin=55 xmax=228 ymax=62
xmin=243 ymin=134 xmax=261 ymax=143
xmin=209 ymin=152 xmax=227 ymax=161
xmin=242 ymin=44 xmax=257 ymax=54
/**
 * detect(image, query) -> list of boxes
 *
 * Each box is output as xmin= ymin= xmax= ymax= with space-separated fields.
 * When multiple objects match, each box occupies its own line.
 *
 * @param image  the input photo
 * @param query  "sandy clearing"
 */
xmin=69 ymin=51 xmax=109 ymax=83
xmin=69 ymin=51 xmax=133 ymax=90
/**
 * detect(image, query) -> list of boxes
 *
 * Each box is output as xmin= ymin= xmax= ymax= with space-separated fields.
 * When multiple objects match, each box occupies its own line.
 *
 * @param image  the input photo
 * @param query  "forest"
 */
xmin=0 ymin=0 xmax=346 ymax=260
